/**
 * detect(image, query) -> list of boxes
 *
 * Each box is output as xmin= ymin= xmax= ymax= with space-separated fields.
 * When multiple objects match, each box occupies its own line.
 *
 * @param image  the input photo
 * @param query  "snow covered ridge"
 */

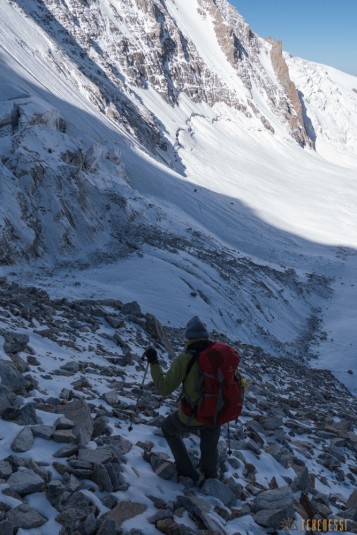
xmin=0 ymin=280 xmax=357 ymax=534
xmin=285 ymin=54 xmax=357 ymax=165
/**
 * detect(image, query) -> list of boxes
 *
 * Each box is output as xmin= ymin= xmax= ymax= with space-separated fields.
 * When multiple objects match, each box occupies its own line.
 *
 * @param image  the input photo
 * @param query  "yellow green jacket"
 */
xmin=150 ymin=339 xmax=210 ymax=425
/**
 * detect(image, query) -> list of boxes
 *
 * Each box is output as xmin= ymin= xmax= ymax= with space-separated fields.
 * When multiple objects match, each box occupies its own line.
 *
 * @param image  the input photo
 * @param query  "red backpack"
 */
xmin=181 ymin=341 xmax=244 ymax=425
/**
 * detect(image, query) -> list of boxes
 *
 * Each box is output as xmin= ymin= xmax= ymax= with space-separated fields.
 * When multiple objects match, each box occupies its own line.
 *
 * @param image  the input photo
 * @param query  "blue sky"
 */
xmin=230 ymin=0 xmax=357 ymax=76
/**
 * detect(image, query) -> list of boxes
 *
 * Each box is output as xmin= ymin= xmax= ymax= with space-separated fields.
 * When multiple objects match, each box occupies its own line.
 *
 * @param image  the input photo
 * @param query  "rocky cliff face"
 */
xmin=12 ymin=0 xmax=312 ymax=151
xmin=198 ymin=0 xmax=312 ymax=146
xmin=268 ymin=38 xmax=310 ymax=147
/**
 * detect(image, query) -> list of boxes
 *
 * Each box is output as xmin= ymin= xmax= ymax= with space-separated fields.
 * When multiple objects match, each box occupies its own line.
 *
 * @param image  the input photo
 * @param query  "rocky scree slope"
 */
xmin=0 ymin=278 xmax=356 ymax=534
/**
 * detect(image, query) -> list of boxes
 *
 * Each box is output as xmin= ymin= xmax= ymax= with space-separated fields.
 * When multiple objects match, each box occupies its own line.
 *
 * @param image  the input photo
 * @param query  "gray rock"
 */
xmin=97 ymin=517 xmax=117 ymax=535
xmin=54 ymin=415 xmax=74 ymax=430
xmin=57 ymin=399 xmax=93 ymax=446
xmin=254 ymin=486 xmax=293 ymax=512
xmin=1 ymin=331 xmax=29 ymax=354
xmin=0 ymin=460 xmax=13 ymax=479
xmin=46 ymin=480 xmax=68 ymax=510
xmin=121 ymin=301 xmax=141 ymax=315
xmin=149 ymin=455 xmax=176 ymax=481
xmin=92 ymin=416 xmax=110 ymax=438
xmin=105 ymin=316 xmax=124 ymax=329
xmin=0 ymin=385 xmax=14 ymax=416
xmin=97 ymin=434 xmax=132 ymax=455
xmin=55 ymin=491 xmax=93 ymax=528
xmin=65 ymin=473 xmax=82 ymax=493
xmin=13 ymin=404 xmax=41 ymax=425
xmin=7 ymin=469 xmax=45 ymax=495
xmin=53 ymin=429 xmax=78 ymax=444
xmin=253 ymin=507 xmax=295 ymax=529
xmin=347 ymin=489 xmax=357 ymax=510
xmin=106 ymin=462 xmax=125 ymax=491
xmin=226 ymin=478 xmax=244 ymax=499
xmin=156 ymin=518 xmax=192 ymax=535
xmin=31 ymin=424 xmax=54 ymax=439
xmin=7 ymin=504 xmax=47 ymax=529
xmin=242 ymin=438 xmax=261 ymax=456
xmin=11 ymin=426 xmax=34 ymax=452
xmin=148 ymin=509 xmax=173 ymax=524
xmin=100 ymin=501 xmax=147 ymax=532
xmin=0 ymin=520 xmax=12 ymax=535
xmin=78 ymin=446 xmax=115 ymax=464
xmin=328 ymin=445 xmax=346 ymax=462
xmin=103 ymin=390 xmax=118 ymax=406
xmin=101 ymin=494 xmax=118 ymax=509
xmin=53 ymin=444 xmax=79 ymax=458
xmin=176 ymin=495 xmax=222 ymax=533
xmin=136 ymin=440 xmax=154 ymax=452
xmin=292 ymin=466 xmax=310 ymax=492
xmin=256 ymin=415 xmax=283 ymax=430
xmin=201 ymin=478 xmax=235 ymax=506
xmin=11 ymin=353 xmax=29 ymax=373
xmin=0 ymin=359 xmax=26 ymax=391
xmin=331 ymin=437 xmax=347 ymax=448
xmin=92 ymin=463 xmax=113 ymax=492
xmin=60 ymin=361 xmax=80 ymax=373
xmin=83 ymin=512 xmax=97 ymax=535
xmin=68 ymin=459 xmax=93 ymax=470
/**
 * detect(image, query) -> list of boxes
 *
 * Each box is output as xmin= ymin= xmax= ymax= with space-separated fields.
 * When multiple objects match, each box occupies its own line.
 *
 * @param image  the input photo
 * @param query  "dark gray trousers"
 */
xmin=161 ymin=411 xmax=221 ymax=480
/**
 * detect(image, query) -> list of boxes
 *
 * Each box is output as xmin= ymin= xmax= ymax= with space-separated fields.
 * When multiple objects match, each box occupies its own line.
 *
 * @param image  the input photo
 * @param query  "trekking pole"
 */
xmin=227 ymin=422 xmax=232 ymax=455
xmin=128 ymin=353 xmax=150 ymax=432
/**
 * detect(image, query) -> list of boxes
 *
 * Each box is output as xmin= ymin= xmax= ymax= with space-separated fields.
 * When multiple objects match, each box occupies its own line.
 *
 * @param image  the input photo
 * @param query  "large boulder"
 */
xmin=254 ymin=486 xmax=294 ymax=512
xmin=0 ymin=360 xmax=26 ymax=392
xmin=0 ymin=385 xmax=15 ymax=416
xmin=0 ymin=330 xmax=29 ymax=354
xmin=253 ymin=486 xmax=295 ymax=529
xmin=201 ymin=478 xmax=235 ymax=507
xmin=11 ymin=426 xmax=34 ymax=453
xmin=7 ymin=469 xmax=45 ymax=495
xmin=7 ymin=504 xmax=47 ymax=530
xmin=57 ymin=399 xmax=93 ymax=446
xmin=98 ymin=501 xmax=147 ymax=534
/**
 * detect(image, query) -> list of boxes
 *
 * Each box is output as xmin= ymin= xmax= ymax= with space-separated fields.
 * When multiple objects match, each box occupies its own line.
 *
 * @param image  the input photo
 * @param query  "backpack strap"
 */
xmin=214 ymin=367 xmax=225 ymax=425
xmin=183 ymin=349 xmax=199 ymax=385
xmin=179 ymin=341 xmax=212 ymax=417
xmin=178 ymin=349 xmax=199 ymax=405
xmin=182 ymin=340 xmax=212 ymax=386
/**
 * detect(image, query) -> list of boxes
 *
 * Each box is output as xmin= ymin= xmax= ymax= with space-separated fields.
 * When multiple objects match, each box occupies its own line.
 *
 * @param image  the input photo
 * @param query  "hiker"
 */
xmin=143 ymin=316 xmax=221 ymax=482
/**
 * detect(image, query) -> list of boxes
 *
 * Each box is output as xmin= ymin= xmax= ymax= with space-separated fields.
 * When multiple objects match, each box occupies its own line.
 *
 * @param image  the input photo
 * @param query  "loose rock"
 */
xmin=7 ymin=469 xmax=45 ymax=495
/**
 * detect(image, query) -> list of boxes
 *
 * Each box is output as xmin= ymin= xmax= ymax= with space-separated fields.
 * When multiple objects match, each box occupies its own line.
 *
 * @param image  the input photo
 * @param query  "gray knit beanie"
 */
xmin=184 ymin=316 xmax=209 ymax=340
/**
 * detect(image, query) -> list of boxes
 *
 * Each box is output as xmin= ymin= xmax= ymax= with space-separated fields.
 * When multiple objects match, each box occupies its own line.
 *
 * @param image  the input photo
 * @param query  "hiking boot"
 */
xmin=176 ymin=466 xmax=200 ymax=484
xmin=196 ymin=470 xmax=220 ymax=488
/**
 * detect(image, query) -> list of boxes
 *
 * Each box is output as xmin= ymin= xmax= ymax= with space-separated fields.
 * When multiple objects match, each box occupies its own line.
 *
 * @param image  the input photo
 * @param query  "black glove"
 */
xmin=143 ymin=347 xmax=158 ymax=364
